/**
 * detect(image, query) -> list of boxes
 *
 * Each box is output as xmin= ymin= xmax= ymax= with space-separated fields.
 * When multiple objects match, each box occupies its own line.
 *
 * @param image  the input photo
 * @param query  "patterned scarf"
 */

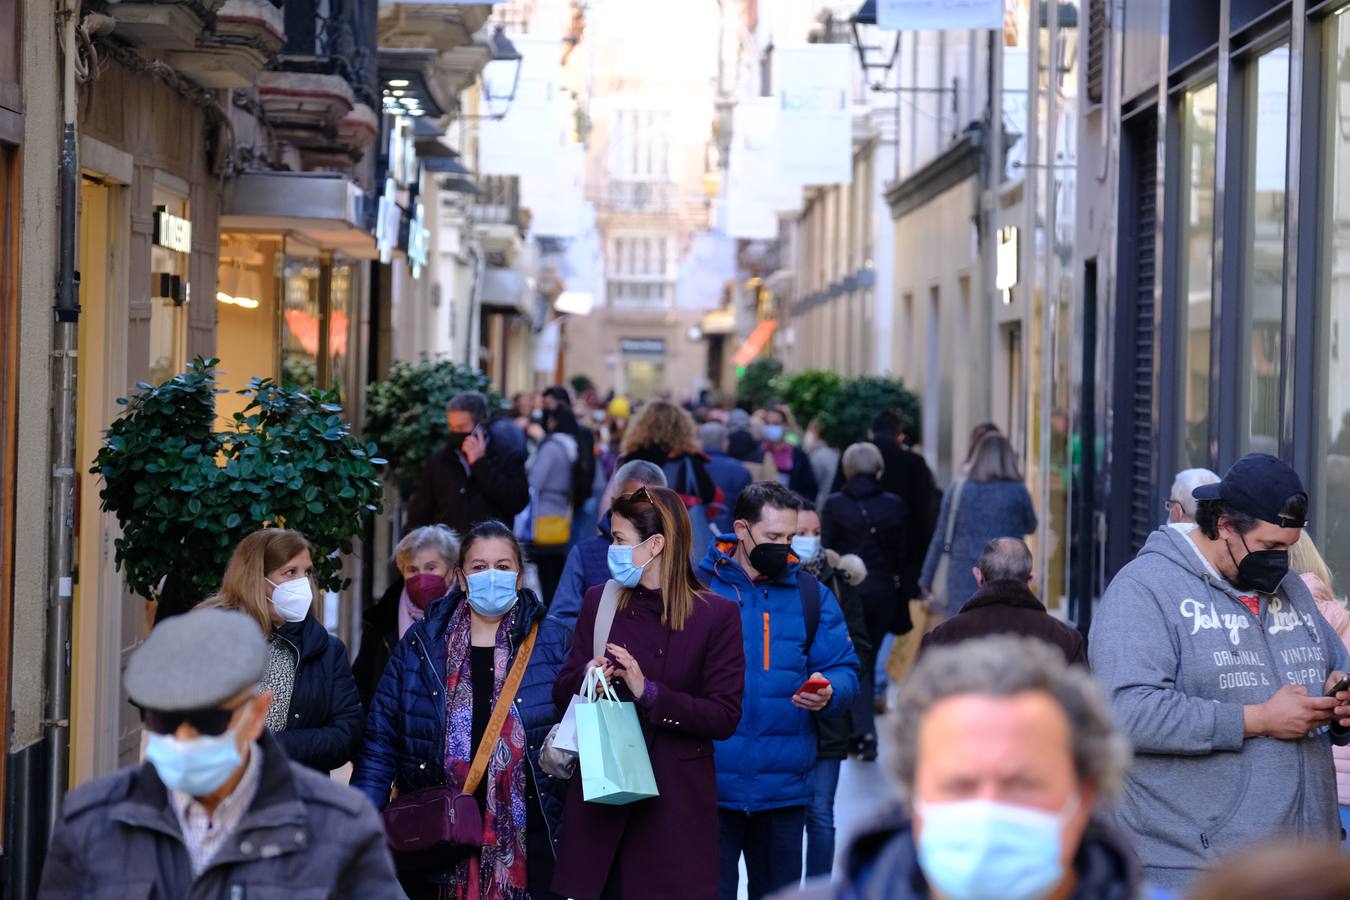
xmin=441 ymin=601 xmax=529 ymax=900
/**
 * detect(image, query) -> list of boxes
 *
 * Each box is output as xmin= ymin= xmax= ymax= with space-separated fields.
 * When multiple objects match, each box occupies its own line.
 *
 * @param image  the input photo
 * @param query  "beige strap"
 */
xmin=593 ymin=580 xmax=623 ymax=660
xmin=462 ymin=623 xmax=538 ymax=796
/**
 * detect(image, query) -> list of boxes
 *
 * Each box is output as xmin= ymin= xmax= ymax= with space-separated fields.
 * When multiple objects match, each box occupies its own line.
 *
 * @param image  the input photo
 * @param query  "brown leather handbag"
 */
xmin=381 ymin=624 xmax=538 ymax=870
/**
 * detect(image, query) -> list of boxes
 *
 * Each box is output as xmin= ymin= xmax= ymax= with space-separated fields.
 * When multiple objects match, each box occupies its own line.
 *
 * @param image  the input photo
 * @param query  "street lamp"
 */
xmin=479 ymin=26 xmax=524 ymax=121
xmin=850 ymin=1 xmax=900 ymax=91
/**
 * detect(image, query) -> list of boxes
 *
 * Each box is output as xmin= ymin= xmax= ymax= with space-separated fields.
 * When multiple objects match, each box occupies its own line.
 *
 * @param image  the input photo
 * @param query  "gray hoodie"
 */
xmin=1089 ymin=526 xmax=1350 ymax=889
xmin=529 ymin=432 xmax=579 ymax=520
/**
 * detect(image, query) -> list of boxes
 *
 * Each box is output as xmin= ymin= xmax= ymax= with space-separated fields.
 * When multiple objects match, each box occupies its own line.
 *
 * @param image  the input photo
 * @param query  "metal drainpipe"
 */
xmin=46 ymin=1 xmax=80 ymax=832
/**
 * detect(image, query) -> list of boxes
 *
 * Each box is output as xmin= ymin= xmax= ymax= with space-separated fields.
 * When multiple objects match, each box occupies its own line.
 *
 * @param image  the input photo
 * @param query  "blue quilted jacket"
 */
xmin=550 ymin=513 xmax=612 ymax=622
xmin=350 ymin=587 xmax=564 ymax=850
xmin=698 ymin=537 xmax=860 ymax=812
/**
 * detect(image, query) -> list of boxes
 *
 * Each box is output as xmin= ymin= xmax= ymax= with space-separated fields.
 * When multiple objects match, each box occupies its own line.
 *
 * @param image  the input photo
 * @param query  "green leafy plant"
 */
xmin=816 ymin=376 xmax=922 ymax=450
xmin=777 ymin=370 xmax=843 ymax=430
xmin=92 ymin=358 xmax=385 ymax=609
xmin=737 ymin=357 xmax=784 ymax=410
xmin=570 ymin=373 xmax=595 ymax=396
xmin=363 ymin=357 xmax=500 ymax=497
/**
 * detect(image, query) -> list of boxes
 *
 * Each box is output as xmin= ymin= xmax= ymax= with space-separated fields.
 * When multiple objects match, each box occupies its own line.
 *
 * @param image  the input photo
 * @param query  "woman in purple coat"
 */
xmin=552 ymin=486 xmax=745 ymax=899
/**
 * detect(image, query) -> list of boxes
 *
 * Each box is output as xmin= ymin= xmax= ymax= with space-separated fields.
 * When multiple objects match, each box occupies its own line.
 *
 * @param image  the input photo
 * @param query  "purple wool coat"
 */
xmin=551 ymin=583 xmax=745 ymax=900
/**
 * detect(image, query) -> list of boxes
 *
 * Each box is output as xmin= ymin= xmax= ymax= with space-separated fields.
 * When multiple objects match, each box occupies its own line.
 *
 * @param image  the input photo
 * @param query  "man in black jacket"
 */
xmin=919 ymin=538 xmax=1086 ymax=666
xmin=405 ymin=390 xmax=530 ymax=534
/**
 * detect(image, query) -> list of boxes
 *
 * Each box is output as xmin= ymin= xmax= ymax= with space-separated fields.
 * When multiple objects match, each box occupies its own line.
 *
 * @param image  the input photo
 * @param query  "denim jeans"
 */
xmin=805 ymin=758 xmax=842 ymax=878
xmin=1340 ymin=805 xmax=1350 ymax=846
xmin=718 ymin=806 xmax=807 ymax=900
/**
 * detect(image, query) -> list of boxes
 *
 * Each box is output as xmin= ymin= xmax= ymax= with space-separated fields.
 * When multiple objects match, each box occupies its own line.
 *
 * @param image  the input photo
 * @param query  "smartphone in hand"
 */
xmin=795 ymin=677 xmax=830 ymax=696
xmin=1327 ymin=675 xmax=1350 ymax=697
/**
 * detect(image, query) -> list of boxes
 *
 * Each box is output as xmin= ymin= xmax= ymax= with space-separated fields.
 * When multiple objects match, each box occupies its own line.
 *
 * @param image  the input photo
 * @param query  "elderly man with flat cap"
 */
xmin=1091 ymin=453 xmax=1350 ymax=891
xmin=39 ymin=609 xmax=402 ymax=898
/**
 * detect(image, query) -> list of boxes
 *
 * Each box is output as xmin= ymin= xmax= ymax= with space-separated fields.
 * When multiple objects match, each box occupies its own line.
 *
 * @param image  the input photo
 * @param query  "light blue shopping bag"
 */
xmin=576 ymin=667 xmax=659 ymax=805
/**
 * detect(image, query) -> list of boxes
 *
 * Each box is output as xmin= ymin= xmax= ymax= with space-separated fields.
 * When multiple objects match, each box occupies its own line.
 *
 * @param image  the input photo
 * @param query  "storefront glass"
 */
xmin=1181 ymin=84 xmax=1218 ymax=469
xmin=216 ymin=233 xmax=283 ymax=421
xmin=1319 ymin=13 xmax=1350 ymax=593
xmin=148 ymin=189 xmax=189 ymax=384
xmin=281 ymin=240 xmax=322 ymax=392
xmin=1242 ymin=45 xmax=1289 ymax=457
xmin=329 ymin=258 xmax=355 ymax=405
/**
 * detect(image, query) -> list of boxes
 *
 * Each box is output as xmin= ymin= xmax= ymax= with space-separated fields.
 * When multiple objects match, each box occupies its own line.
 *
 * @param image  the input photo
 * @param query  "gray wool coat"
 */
xmin=37 ymin=731 xmax=403 ymax=900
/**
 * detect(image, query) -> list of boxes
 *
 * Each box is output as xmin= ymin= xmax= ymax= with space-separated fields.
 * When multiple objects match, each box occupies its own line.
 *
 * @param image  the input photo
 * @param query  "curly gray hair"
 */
xmin=394 ymin=525 xmax=461 ymax=574
xmin=890 ymin=636 xmax=1131 ymax=804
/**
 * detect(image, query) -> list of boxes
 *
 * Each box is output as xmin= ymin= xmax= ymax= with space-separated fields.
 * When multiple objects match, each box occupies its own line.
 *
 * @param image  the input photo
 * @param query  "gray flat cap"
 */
xmin=125 ymin=608 xmax=268 ymax=711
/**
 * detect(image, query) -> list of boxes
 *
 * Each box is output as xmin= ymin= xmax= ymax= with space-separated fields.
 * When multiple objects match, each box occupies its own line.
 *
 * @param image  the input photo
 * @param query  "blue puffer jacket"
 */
xmin=698 ymin=537 xmax=860 ymax=813
xmin=550 ymin=513 xmax=612 ymax=625
xmin=350 ymin=587 xmax=564 ymax=852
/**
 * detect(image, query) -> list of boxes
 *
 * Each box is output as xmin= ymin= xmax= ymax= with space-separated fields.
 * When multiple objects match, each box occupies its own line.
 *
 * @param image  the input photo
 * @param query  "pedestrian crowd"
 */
xmin=37 ymin=382 xmax=1350 ymax=898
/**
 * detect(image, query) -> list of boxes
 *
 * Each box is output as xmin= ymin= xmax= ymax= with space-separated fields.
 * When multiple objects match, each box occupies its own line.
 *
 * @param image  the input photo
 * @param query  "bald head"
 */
xmin=976 ymin=538 xmax=1034 ymax=586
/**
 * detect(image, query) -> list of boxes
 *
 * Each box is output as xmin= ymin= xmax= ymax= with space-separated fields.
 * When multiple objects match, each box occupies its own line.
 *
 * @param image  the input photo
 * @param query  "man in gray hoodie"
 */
xmin=1090 ymin=453 xmax=1350 ymax=890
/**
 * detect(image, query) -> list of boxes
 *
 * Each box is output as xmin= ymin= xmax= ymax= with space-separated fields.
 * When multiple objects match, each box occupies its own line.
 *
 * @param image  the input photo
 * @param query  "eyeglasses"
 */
xmin=1163 ymin=499 xmax=1181 ymax=517
xmin=138 ymin=701 xmax=246 ymax=737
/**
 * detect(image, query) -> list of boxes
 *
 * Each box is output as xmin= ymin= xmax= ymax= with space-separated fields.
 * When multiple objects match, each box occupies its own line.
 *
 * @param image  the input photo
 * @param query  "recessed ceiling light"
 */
xmin=388 ymin=79 xmax=410 ymax=87
xmin=391 ymin=90 xmax=405 ymax=97
xmin=409 ymin=109 xmax=426 ymax=116
xmin=400 ymin=98 xmax=418 ymax=106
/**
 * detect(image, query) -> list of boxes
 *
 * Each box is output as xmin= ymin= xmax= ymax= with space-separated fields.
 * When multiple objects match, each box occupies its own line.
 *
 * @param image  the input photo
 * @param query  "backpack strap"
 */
xmin=798 ymin=572 xmax=822 ymax=652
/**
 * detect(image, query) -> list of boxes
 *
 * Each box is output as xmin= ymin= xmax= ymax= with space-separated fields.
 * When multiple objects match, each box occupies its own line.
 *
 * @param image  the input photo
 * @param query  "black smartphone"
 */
xmin=1327 ymin=676 xmax=1350 ymax=697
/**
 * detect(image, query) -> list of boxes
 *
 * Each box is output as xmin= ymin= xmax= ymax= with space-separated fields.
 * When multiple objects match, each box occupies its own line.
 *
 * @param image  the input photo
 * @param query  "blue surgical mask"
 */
xmin=607 ymin=538 xmax=652 ymax=588
xmin=465 ymin=569 xmax=519 ymax=617
xmin=916 ymin=796 xmax=1077 ymax=900
xmin=791 ymin=535 xmax=821 ymax=562
xmin=144 ymin=728 xmax=245 ymax=797
xmin=763 ymin=424 xmax=785 ymax=443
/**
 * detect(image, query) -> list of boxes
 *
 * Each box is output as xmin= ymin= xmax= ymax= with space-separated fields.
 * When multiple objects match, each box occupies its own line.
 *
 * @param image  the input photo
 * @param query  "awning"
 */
xmin=852 ymin=1 xmax=877 ymax=25
xmin=731 ymin=319 xmax=778 ymax=367
xmin=222 ymin=172 xmax=378 ymax=259
xmin=701 ymin=309 xmax=736 ymax=335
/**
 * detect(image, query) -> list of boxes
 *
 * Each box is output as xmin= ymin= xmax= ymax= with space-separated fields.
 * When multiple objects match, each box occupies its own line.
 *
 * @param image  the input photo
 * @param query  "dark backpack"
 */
xmin=571 ymin=428 xmax=597 ymax=507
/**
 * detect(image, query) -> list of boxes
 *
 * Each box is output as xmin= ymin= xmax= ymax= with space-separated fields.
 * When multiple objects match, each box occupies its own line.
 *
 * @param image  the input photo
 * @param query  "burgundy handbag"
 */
xmin=382 ymin=625 xmax=538 ymax=870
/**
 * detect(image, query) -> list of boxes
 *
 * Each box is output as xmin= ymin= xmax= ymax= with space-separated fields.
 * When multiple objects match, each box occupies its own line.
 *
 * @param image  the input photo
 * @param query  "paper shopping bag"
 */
xmin=576 ymin=671 xmax=659 ymax=805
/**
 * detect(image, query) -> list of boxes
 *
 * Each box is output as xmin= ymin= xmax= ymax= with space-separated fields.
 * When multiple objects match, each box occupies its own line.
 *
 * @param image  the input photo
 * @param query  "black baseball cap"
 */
xmin=1191 ymin=453 xmax=1309 ymax=528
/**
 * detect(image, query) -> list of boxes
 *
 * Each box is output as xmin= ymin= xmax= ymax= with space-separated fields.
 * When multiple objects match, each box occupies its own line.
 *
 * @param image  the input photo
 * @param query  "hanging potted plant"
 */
xmin=92 ymin=358 xmax=386 ymax=620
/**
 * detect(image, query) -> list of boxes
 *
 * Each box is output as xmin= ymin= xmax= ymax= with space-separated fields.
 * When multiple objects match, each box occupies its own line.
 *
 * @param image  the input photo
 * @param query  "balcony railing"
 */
xmin=473 ymin=175 xmax=522 ymax=229
xmin=278 ymin=0 xmax=379 ymax=108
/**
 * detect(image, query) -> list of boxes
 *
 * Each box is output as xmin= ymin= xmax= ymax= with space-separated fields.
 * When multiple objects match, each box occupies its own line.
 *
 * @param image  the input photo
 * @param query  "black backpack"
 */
xmin=571 ymin=427 xmax=597 ymax=506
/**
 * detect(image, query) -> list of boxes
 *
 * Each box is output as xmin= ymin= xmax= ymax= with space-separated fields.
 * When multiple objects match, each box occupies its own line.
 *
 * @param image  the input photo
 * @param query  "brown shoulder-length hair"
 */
xmin=610 ymin=486 xmax=704 ymax=630
xmin=967 ymin=433 xmax=1023 ymax=482
xmin=199 ymin=528 xmax=311 ymax=637
xmin=621 ymin=400 xmax=699 ymax=456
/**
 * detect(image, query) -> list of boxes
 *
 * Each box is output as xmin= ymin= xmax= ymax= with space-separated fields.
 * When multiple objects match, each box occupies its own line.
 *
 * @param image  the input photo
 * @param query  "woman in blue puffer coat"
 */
xmin=351 ymin=520 xmax=563 ymax=900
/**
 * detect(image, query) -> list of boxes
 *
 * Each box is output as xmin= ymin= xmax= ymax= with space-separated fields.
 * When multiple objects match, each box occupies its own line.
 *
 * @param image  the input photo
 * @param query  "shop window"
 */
xmin=216 ymin=234 xmax=283 ymax=422
xmin=149 ymin=189 xmax=190 ymax=384
xmin=329 ymin=259 xmax=356 ymax=405
xmin=1179 ymin=82 xmax=1218 ymax=469
xmin=281 ymin=240 xmax=323 ymax=392
xmin=1318 ymin=12 xmax=1350 ymax=597
xmin=1241 ymin=44 xmax=1288 ymax=457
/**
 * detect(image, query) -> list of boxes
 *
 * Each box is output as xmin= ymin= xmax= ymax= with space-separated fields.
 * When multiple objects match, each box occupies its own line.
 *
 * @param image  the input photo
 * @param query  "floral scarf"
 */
xmin=441 ymin=601 xmax=529 ymax=900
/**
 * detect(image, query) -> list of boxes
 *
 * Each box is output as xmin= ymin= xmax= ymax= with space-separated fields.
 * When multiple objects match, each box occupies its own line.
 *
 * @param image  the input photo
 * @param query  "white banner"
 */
xmin=774 ymin=44 xmax=853 ymax=186
xmin=534 ymin=316 xmax=564 ymax=373
xmin=726 ymin=98 xmax=802 ymax=238
xmin=877 ymin=0 xmax=1005 ymax=31
xmin=479 ymin=36 xmax=566 ymax=178
xmin=523 ymin=142 xmax=586 ymax=237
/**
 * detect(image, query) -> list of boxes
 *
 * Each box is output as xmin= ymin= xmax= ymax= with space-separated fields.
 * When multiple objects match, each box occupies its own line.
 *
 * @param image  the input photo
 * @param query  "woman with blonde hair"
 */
xmin=199 ymin=528 xmax=363 ymax=773
xmin=1289 ymin=531 xmax=1350 ymax=843
xmin=551 ymin=486 xmax=745 ymax=899
xmin=617 ymin=400 xmax=721 ymax=562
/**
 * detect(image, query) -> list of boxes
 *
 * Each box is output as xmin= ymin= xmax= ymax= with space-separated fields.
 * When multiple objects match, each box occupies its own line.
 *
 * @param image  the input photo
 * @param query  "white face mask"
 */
xmin=267 ymin=576 xmax=313 ymax=622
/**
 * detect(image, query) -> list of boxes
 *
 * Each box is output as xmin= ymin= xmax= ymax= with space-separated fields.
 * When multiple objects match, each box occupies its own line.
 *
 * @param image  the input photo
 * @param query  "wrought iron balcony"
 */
xmin=473 ymin=175 xmax=522 ymax=229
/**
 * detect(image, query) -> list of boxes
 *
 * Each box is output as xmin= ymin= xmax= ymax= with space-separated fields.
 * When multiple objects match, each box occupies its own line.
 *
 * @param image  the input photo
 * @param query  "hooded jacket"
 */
xmin=1088 ymin=525 xmax=1350 ymax=888
xmin=811 ymin=550 xmax=872 ymax=761
xmin=698 ymin=537 xmax=860 ymax=812
xmin=1313 ymin=597 xmax=1350 ymax=804
xmin=531 ymin=431 xmax=580 ymax=521
xmin=774 ymin=807 xmax=1143 ymax=900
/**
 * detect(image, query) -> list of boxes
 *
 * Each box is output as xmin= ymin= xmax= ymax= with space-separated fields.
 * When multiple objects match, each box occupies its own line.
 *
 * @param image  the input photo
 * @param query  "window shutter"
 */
xmin=1086 ymin=0 xmax=1107 ymax=105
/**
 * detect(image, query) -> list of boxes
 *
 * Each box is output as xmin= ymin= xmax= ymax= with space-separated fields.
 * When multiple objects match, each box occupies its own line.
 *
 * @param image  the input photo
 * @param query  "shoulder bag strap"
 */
xmin=942 ymin=480 xmax=967 ymax=555
xmin=593 ymin=579 xmax=623 ymax=660
xmin=462 ymin=623 xmax=539 ymax=797
xmin=855 ymin=495 xmax=901 ymax=593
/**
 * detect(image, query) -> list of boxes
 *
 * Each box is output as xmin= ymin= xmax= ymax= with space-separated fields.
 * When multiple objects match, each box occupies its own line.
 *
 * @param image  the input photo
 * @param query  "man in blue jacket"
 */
xmin=699 ymin=481 xmax=860 ymax=900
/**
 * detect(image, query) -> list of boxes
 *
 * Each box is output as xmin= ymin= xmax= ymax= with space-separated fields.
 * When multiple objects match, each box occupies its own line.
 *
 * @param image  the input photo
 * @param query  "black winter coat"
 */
xmin=813 ymin=553 xmax=874 ymax=761
xmin=352 ymin=579 xmax=403 ymax=712
xmin=404 ymin=423 xmax=531 ymax=534
xmin=833 ymin=434 xmax=938 ymax=588
xmin=918 ymin=578 xmax=1088 ymax=666
xmin=38 ymin=732 xmax=401 ymax=899
xmin=271 ymin=616 xmax=365 ymax=773
xmin=822 ymin=475 xmax=914 ymax=637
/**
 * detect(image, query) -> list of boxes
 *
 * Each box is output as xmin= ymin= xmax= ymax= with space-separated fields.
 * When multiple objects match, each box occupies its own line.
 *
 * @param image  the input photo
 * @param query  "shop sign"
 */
xmin=877 ymin=0 xmax=1004 ymax=31
xmin=996 ymin=226 xmax=1019 ymax=299
xmin=375 ymin=177 xmax=401 ymax=264
xmin=387 ymin=116 xmax=418 ymax=188
xmin=153 ymin=207 xmax=193 ymax=254
xmin=407 ymin=200 xmax=429 ymax=279
xmin=620 ymin=338 xmax=666 ymax=357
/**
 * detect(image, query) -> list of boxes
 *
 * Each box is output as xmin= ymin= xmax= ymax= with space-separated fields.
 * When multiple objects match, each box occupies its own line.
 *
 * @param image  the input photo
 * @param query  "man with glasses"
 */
xmin=1091 ymin=453 xmax=1350 ymax=890
xmin=39 ymin=609 xmax=400 ymax=898
xmin=1164 ymin=467 xmax=1220 ymax=525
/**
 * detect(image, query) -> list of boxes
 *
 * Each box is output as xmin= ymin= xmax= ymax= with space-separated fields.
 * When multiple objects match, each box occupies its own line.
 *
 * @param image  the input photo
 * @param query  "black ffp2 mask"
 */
xmin=748 ymin=541 xmax=793 ymax=581
xmin=1228 ymin=534 xmax=1290 ymax=595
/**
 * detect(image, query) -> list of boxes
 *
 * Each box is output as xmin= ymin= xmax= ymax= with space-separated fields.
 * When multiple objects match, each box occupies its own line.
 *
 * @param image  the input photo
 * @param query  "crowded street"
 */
xmin=8 ymin=0 xmax=1350 ymax=899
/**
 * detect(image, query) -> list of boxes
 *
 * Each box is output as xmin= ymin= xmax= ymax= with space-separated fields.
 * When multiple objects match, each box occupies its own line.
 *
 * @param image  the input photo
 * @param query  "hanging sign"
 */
xmin=877 ymin=0 xmax=1005 ymax=31
xmin=407 ymin=201 xmax=429 ymax=279
xmin=726 ymin=98 xmax=802 ymax=238
xmin=153 ymin=207 xmax=193 ymax=254
xmin=774 ymin=45 xmax=853 ymax=186
xmin=375 ymin=177 xmax=401 ymax=264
